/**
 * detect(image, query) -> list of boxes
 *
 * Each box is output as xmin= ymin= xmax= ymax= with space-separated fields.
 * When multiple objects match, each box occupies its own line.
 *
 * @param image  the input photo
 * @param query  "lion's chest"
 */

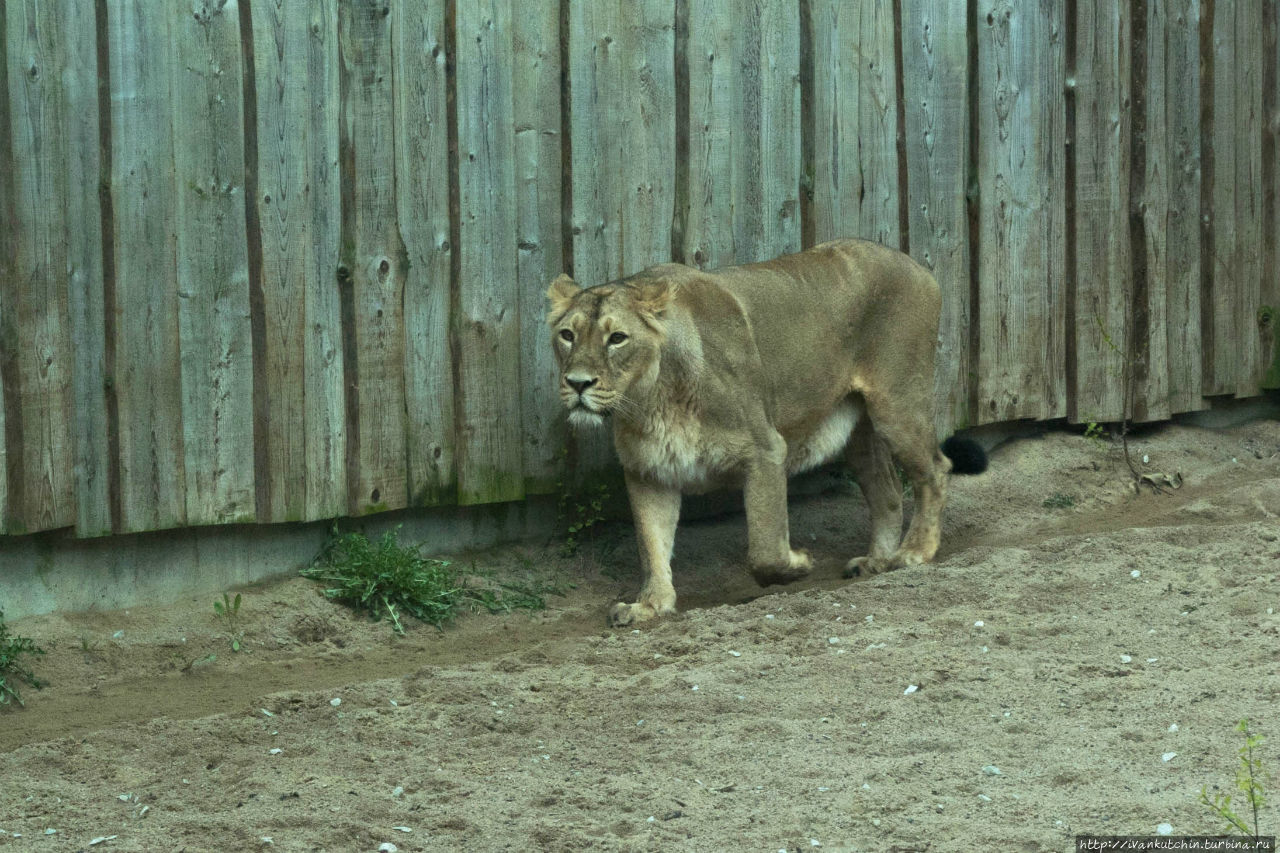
xmin=615 ymin=416 xmax=734 ymax=493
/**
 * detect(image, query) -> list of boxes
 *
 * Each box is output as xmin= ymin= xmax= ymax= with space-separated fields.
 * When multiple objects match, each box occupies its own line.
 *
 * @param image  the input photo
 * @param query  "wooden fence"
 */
xmin=1 ymin=0 xmax=1276 ymax=538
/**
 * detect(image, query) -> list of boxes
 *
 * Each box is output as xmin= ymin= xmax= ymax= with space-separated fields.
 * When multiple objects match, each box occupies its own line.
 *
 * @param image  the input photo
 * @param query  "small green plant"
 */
xmin=1083 ymin=421 xmax=1107 ymax=446
xmin=213 ymin=592 xmax=243 ymax=652
xmin=1042 ymin=492 xmax=1076 ymax=509
xmin=0 ymin=609 xmax=45 ymax=708
xmin=1200 ymin=718 xmax=1271 ymax=840
xmin=558 ymin=480 xmax=611 ymax=557
xmin=303 ymin=526 xmax=462 ymax=633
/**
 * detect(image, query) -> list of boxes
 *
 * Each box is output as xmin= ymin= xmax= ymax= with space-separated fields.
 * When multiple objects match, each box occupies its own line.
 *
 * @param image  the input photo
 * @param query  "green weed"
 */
xmin=213 ymin=592 xmax=244 ymax=652
xmin=1042 ymin=492 xmax=1076 ymax=509
xmin=1201 ymin=718 xmax=1271 ymax=840
xmin=0 ymin=609 xmax=45 ymax=708
xmin=558 ymin=480 xmax=611 ymax=557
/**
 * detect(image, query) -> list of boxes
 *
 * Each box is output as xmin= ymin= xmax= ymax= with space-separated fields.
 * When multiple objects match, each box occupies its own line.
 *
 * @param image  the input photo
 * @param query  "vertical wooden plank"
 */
xmin=0 ymin=5 xmax=10 ymax=533
xmin=337 ymin=0 xmax=409 ymax=515
xmin=107 ymin=0 xmax=186 ymax=532
xmin=1206 ymin=0 xmax=1238 ymax=396
xmin=1266 ymin=0 xmax=1280 ymax=390
xmin=395 ymin=0 xmax=454 ymax=506
xmin=454 ymin=0 xmax=523 ymax=505
xmin=901 ymin=0 xmax=971 ymax=435
xmin=251 ymin=0 xmax=347 ymax=522
xmin=685 ymin=0 xmax=800 ymax=269
xmin=171 ymin=0 xmax=255 ymax=526
xmin=1071 ymin=0 xmax=1131 ymax=424
xmin=975 ymin=1 xmax=1067 ymax=423
xmin=1161 ymin=0 xmax=1204 ymax=412
xmin=568 ymin=0 xmax=676 ymax=285
xmin=1232 ymin=0 xmax=1264 ymax=397
xmin=810 ymin=0 xmax=901 ymax=247
xmin=684 ymin=0 xmax=736 ymax=269
xmin=64 ymin=0 xmax=110 ymax=535
xmin=4 ymin=1 xmax=77 ymax=532
xmin=1139 ymin=0 xmax=1202 ymax=420
xmin=513 ymin=0 xmax=566 ymax=493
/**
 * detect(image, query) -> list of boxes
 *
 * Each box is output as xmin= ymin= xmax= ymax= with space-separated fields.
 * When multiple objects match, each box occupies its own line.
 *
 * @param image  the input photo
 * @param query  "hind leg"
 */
xmin=845 ymin=391 xmax=950 ymax=577
xmin=842 ymin=414 xmax=904 ymax=577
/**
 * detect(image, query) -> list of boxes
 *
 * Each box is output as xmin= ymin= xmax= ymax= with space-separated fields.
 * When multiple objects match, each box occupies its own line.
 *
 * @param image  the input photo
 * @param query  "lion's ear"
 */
xmin=632 ymin=279 xmax=676 ymax=327
xmin=546 ymin=274 xmax=579 ymax=322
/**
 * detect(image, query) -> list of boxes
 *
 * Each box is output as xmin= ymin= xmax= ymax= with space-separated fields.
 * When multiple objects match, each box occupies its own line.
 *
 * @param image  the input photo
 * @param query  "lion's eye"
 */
xmin=607 ymin=332 xmax=628 ymax=346
xmin=559 ymin=329 xmax=574 ymax=343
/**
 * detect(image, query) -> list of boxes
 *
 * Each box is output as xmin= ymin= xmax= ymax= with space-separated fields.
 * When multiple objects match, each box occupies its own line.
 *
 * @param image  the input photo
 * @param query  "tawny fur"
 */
xmin=547 ymin=239 xmax=970 ymax=627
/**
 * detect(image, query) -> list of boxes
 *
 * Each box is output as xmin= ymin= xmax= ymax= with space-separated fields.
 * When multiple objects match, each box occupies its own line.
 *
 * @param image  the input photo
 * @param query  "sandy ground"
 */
xmin=2 ymin=419 xmax=1279 ymax=853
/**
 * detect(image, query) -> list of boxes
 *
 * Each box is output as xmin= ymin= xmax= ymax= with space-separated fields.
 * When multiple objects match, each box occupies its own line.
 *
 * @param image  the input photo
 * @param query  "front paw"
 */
xmin=843 ymin=550 xmax=924 ymax=579
xmin=608 ymin=598 xmax=675 ymax=627
xmin=751 ymin=549 xmax=813 ymax=586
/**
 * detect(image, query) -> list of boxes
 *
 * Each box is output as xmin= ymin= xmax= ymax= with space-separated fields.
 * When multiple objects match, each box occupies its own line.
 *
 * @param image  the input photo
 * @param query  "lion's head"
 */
xmin=545 ymin=273 xmax=674 ymax=429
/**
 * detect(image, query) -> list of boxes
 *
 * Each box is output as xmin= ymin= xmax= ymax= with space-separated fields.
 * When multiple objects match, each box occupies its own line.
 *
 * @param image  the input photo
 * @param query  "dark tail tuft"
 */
xmin=941 ymin=435 xmax=988 ymax=475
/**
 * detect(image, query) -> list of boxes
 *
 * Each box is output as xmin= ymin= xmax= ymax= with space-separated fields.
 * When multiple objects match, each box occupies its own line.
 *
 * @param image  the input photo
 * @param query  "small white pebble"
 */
xmin=1120 ymin=655 xmax=1132 ymax=663
xmin=818 ymin=786 xmax=830 ymax=792
xmin=329 ymin=697 xmax=341 ymax=707
xmin=729 ymin=650 xmax=741 ymax=657
xmin=378 ymin=844 xmax=398 ymax=853
xmin=977 ymin=794 xmax=992 ymax=802
xmin=138 ymin=806 xmax=149 ymax=818
xmin=45 ymin=829 xmax=57 ymax=836
xmin=862 ymin=783 xmax=871 ymax=790
xmin=828 ymin=637 xmax=840 ymax=645
xmin=392 ymin=826 xmax=412 ymax=833
xmin=259 ymin=839 xmax=273 ymax=847
xmin=1142 ymin=454 xmax=1150 ymax=464
xmin=1131 ymin=570 xmax=1141 ymax=579
xmin=982 ymin=765 xmax=1001 ymax=776
xmin=1157 ymin=823 xmax=1173 ymax=836
xmin=632 ymin=629 xmax=640 ymax=634
xmin=390 ymin=699 xmax=398 ymax=707
xmin=974 ymin=620 xmax=984 ymax=628
xmin=392 ymin=786 xmax=404 ymax=798
xmin=765 ymin=614 xmax=775 ymax=620
xmin=647 ymin=816 xmax=656 ymax=823
xmin=117 ymin=794 xmax=132 ymax=802
xmin=981 ymin=645 xmax=989 ymax=653
xmin=112 ymin=630 xmax=124 ymax=639
xmin=261 ymin=708 xmax=274 ymax=717
xmin=1147 ymin=658 xmax=1158 ymax=664
xmin=865 ymin=615 xmax=874 ymax=623
xmin=691 ymin=685 xmax=699 ymax=691
xmin=811 ymin=840 xmax=821 ymax=847
xmin=90 ymin=837 xmax=118 ymax=846
xmin=904 ymin=684 xmax=919 ymax=695
xmin=1162 ymin=752 xmax=1177 ymax=762
xmin=269 ymin=748 xmax=283 ymax=755
xmin=1168 ymin=723 xmax=1179 ymax=732
xmin=653 ymin=653 xmax=663 ymax=659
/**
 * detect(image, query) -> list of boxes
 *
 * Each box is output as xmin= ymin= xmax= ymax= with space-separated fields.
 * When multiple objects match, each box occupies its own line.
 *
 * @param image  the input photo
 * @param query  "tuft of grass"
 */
xmin=303 ymin=528 xmax=569 ymax=633
xmin=213 ymin=592 xmax=244 ymax=652
xmin=303 ymin=526 xmax=462 ymax=633
xmin=1201 ymin=718 xmax=1271 ymax=840
xmin=1042 ymin=492 xmax=1076 ymax=509
xmin=0 ymin=609 xmax=45 ymax=708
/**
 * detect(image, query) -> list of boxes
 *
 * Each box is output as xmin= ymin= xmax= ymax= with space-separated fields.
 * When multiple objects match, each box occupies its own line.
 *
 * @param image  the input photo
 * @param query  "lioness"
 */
xmin=547 ymin=238 xmax=987 ymax=626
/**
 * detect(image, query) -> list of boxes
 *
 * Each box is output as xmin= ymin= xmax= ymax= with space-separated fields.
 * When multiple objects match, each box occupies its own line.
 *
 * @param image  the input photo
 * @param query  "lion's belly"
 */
xmin=615 ymin=418 xmax=735 ymax=493
xmin=784 ymin=399 xmax=860 ymax=475
xmin=616 ymin=399 xmax=860 ymax=492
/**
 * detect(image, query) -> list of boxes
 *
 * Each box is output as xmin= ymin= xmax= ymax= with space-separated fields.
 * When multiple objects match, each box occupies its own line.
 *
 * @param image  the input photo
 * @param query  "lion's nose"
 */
xmin=566 ymin=376 xmax=597 ymax=395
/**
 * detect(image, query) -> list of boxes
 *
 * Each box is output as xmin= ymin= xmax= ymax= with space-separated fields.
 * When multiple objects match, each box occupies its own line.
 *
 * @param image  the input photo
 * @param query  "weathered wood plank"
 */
xmin=251 ymin=0 xmax=347 ymax=522
xmin=395 ymin=0 xmax=454 ymax=506
xmin=107 ymin=0 xmax=187 ymax=532
xmin=810 ymin=0 xmax=901 ymax=247
xmin=514 ymin=0 xmax=566 ymax=493
xmin=171 ymin=0 xmax=255 ymax=526
xmin=1161 ymin=0 xmax=1204 ymax=411
xmin=1266 ymin=0 xmax=1280 ymax=389
xmin=337 ymin=0 xmax=408 ymax=515
xmin=0 ymin=5 xmax=10 ymax=533
xmin=454 ymin=0 xmax=523 ymax=506
xmin=1071 ymin=0 xmax=1131 ymax=424
xmin=1232 ymin=0 xmax=1264 ymax=397
xmin=1138 ymin=0 xmax=1202 ymax=420
xmin=568 ymin=0 xmax=676 ymax=284
xmin=1206 ymin=0 xmax=1239 ymax=396
xmin=567 ymin=0 xmax=675 ymax=476
xmin=4 ymin=1 xmax=78 ymax=533
xmin=685 ymin=0 xmax=800 ymax=269
xmin=901 ymin=0 xmax=971 ymax=435
xmin=975 ymin=1 xmax=1067 ymax=423
xmin=62 ymin=0 xmax=110 ymax=536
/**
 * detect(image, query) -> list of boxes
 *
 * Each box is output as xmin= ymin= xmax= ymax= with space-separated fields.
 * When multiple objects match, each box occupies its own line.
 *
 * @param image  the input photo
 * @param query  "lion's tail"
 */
xmin=941 ymin=435 xmax=988 ymax=475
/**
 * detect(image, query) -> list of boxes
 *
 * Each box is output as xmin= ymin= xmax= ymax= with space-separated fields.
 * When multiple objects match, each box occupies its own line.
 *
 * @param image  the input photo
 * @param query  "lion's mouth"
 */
xmin=567 ymin=402 xmax=607 ymax=428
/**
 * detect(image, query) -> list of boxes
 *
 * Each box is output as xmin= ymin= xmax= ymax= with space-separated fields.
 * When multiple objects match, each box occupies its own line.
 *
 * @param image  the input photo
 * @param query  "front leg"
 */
xmin=608 ymin=472 xmax=682 ymax=627
xmin=744 ymin=432 xmax=812 ymax=586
